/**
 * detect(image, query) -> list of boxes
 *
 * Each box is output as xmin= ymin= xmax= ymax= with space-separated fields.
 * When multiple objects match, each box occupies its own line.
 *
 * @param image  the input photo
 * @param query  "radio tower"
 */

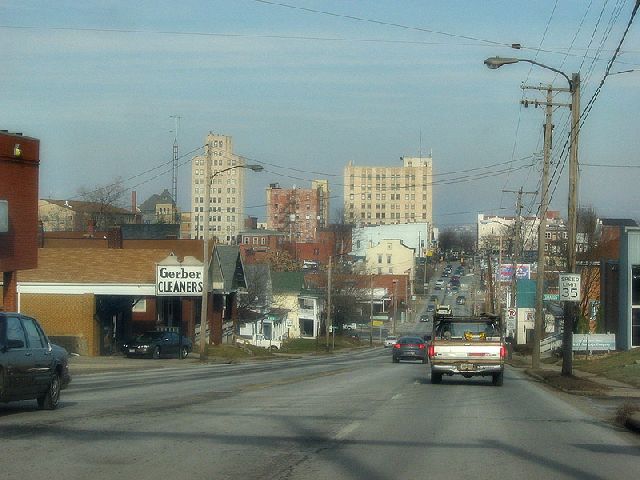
xmin=170 ymin=115 xmax=181 ymax=223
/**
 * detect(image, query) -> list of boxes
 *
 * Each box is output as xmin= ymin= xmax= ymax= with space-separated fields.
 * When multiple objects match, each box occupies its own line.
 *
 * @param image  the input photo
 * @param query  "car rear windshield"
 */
xmin=434 ymin=321 xmax=500 ymax=341
xmin=398 ymin=337 xmax=423 ymax=344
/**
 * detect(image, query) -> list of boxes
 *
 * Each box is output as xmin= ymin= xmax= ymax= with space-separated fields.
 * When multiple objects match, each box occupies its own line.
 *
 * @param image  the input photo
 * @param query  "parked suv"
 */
xmin=0 ymin=312 xmax=71 ymax=409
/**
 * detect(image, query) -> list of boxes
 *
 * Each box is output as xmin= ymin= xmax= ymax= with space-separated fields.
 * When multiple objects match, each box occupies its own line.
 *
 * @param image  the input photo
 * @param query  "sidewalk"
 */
xmin=508 ymin=353 xmax=640 ymax=433
xmin=68 ymin=354 xmax=204 ymax=375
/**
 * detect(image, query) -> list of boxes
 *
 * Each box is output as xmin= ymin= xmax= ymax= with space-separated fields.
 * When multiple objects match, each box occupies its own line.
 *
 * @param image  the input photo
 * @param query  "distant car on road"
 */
xmin=384 ymin=335 xmax=398 ymax=347
xmin=429 ymin=295 xmax=439 ymax=303
xmin=426 ymin=304 xmax=436 ymax=313
xmin=419 ymin=314 xmax=430 ymax=323
xmin=122 ymin=331 xmax=192 ymax=359
xmin=392 ymin=336 xmax=427 ymax=363
xmin=435 ymin=280 xmax=445 ymax=288
xmin=456 ymin=295 xmax=466 ymax=305
xmin=0 ymin=312 xmax=71 ymax=410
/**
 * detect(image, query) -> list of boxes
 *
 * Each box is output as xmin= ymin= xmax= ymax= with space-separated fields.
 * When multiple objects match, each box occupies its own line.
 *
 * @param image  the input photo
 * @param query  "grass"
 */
xmin=191 ymin=335 xmax=366 ymax=360
xmin=574 ymin=349 xmax=640 ymax=388
xmin=279 ymin=335 xmax=364 ymax=354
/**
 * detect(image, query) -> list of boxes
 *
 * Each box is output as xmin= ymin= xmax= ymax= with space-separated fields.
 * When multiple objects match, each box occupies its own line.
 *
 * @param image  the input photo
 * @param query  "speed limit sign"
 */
xmin=559 ymin=273 xmax=581 ymax=302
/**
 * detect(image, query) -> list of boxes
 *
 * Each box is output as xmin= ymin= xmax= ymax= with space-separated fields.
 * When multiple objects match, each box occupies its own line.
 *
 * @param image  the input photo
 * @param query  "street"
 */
xmin=1 ymin=345 xmax=639 ymax=480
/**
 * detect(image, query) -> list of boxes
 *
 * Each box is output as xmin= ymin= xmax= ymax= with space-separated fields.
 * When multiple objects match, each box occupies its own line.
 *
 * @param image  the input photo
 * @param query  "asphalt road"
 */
xmin=1 ymin=344 xmax=639 ymax=480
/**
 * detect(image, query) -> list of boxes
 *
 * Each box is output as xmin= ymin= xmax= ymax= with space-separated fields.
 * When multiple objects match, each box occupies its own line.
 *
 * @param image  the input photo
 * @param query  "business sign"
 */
xmin=543 ymin=293 xmax=560 ymax=301
xmin=498 ymin=264 xmax=531 ymax=282
xmin=156 ymin=265 xmax=203 ymax=296
xmin=559 ymin=273 xmax=581 ymax=302
xmin=572 ymin=334 xmax=615 ymax=351
xmin=372 ymin=320 xmax=384 ymax=327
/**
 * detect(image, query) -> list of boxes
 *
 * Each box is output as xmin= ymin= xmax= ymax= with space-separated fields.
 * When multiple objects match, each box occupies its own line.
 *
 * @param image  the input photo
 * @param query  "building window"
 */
xmin=387 ymin=255 xmax=391 ymax=264
xmin=378 ymin=255 xmax=383 ymax=264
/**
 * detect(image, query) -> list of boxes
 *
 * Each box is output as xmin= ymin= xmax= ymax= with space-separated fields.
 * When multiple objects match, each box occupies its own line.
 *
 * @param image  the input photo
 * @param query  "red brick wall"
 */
xmin=0 ymin=132 xmax=40 ymax=271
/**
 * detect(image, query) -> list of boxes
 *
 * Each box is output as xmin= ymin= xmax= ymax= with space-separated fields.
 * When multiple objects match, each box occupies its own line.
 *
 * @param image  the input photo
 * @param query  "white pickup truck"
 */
xmin=427 ymin=314 xmax=506 ymax=386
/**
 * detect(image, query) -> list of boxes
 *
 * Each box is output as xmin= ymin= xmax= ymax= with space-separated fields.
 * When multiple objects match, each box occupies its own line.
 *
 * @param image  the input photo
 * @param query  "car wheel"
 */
xmin=492 ymin=372 xmax=504 ymax=386
xmin=431 ymin=371 xmax=442 ymax=384
xmin=152 ymin=346 xmax=161 ymax=359
xmin=422 ymin=357 xmax=427 ymax=364
xmin=180 ymin=346 xmax=189 ymax=359
xmin=37 ymin=372 xmax=61 ymax=410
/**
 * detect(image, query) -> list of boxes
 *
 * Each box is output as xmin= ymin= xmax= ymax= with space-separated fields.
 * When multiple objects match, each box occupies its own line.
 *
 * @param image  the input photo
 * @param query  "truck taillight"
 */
xmin=427 ymin=345 xmax=435 ymax=357
xmin=500 ymin=345 xmax=507 ymax=359
xmin=418 ymin=343 xmax=425 ymax=349
xmin=393 ymin=343 xmax=401 ymax=349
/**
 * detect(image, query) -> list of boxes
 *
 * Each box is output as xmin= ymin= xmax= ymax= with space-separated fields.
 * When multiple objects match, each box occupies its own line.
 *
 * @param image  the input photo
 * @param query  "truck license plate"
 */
xmin=459 ymin=363 xmax=473 ymax=371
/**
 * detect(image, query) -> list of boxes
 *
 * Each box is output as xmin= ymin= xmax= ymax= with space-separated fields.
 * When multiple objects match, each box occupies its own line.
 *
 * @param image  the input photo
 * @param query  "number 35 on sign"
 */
xmin=559 ymin=273 xmax=581 ymax=302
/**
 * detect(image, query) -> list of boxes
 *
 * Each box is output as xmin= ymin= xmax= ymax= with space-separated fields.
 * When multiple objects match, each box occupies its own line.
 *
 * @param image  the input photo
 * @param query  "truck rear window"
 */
xmin=434 ymin=321 xmax=500 ymax=341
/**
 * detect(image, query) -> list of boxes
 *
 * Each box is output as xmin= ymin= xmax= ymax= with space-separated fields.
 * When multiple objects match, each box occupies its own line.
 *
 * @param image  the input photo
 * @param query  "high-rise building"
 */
xmin=266 ymin=180 xmax=329 ymax=242
xmin=190 ymin=133 xmax=247 ymax=244
xmin=344 ymin=156 xmax=433 ymax=227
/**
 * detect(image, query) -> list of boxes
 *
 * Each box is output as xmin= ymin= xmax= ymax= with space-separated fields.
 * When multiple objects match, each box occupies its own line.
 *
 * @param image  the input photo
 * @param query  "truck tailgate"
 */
xmin=432 ymin=343 xmax=502 ymax=361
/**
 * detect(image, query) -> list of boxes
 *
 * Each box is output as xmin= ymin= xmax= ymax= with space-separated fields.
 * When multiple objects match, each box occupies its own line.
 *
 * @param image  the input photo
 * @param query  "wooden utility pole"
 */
xmin=326 ymin=255 xmax=332 ymax=351
xmin=520 ymin=85 xmax=554 ymax=369
xmin=563 ymin=72 xmax=581 ymax=376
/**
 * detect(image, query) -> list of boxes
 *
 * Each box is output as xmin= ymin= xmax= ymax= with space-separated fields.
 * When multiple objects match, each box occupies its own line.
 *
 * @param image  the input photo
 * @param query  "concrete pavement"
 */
xmin=508 ymin=353 xmax=640 ymax=433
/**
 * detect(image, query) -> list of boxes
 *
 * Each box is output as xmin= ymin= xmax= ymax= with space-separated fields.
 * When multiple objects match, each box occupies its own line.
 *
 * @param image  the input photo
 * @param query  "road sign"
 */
xmin=559 ymin=273 xmax=581 ymax=302
xmin=507 ymin=308 xmax=516 ymax=319
xmin=543 ymin=293 xmax=560 ymax=301
xmin=372 ymin=320 xmax=384 ymax=327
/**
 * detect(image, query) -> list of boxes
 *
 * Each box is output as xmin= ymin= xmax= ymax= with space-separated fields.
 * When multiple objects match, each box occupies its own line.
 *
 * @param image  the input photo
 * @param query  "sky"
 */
xmin=3 ymin=0 xmax=640 ymax=227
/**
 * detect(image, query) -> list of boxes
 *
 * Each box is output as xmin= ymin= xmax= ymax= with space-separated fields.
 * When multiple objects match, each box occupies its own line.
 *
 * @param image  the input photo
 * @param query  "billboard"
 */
xmin=498 ymin=264 xmax=531 ymax=282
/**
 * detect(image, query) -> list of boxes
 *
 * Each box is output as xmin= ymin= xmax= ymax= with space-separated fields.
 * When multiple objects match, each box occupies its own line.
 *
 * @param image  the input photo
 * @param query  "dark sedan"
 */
xmin=0 ymin=312 xmax=71 ymax=409
xmin=392 ymin=336 xmax=427 ymax=363
xmin=122 ymin=331 xmax=192 ymax=359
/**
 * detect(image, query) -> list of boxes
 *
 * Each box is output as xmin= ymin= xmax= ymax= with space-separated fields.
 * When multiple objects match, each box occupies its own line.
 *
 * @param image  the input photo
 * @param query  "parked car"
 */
xmin=0 ymin=312 xmax=71 ymax=409
xmin=384 ymin=335 xmax=398 ymax=347
xmin=122 ymin=331 xmax=193 ymax=359
xmin=392 ymin=336 xmax=427 ymax=363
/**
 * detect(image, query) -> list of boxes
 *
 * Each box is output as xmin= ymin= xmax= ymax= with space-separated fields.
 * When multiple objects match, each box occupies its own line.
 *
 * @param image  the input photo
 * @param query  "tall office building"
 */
xmin=344 ymin=156 xmax=433 ymax=227
xmin=190 ymin=133 xmax=247 ymax=244
xmin=265 ymin=180 xmax=329 ymax=242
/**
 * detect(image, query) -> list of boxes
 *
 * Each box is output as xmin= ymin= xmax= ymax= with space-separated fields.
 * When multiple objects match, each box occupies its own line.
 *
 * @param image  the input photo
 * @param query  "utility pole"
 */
xmin=563 ymin=73 xmax=581 ymax=376
xmin=199 ymin=138 xmax=212 ymax=362
xmin=502 ymin=188 xmax=536 ymax=309
xmin=326 ymin=255 xmax=332 ymax=351
xmin=486 ymin=251 xmax=495 ymax=314
xmin=520 ymin=85 xmax=556 ymax=369
xmin=369 ymin=273 xmax=374 ymax=347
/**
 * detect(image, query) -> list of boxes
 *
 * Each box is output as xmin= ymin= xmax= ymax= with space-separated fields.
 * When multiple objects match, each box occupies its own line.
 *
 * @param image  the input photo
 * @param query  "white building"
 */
xmin=352 ymin=223 xmax=431 ymax=258
xmin=365 ymin=239 xmax=415 ymax=276
xmin=190 ymin=133 xmax=247 ymax=244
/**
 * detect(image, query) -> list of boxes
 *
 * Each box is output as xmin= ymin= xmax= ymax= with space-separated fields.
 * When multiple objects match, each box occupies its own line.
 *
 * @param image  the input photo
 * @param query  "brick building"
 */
xmin=266 ymin=180 xmax=329 ymax=242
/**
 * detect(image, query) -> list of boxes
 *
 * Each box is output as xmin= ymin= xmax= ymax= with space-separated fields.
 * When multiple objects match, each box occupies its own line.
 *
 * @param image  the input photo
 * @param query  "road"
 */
xmin=1 ymin=344 xmax=639 ymax=480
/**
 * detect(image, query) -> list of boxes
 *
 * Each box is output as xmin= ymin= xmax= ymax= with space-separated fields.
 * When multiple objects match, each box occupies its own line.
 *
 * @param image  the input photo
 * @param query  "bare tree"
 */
xmin=77 ymin=177 xmax=127 ymax=230
xmin=576 ymin=207 xmax=602 ymax=333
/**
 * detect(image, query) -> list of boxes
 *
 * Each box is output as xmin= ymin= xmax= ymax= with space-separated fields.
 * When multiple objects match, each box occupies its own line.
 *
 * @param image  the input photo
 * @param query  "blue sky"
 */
xmin=3 ymin=1 xmax=640 ymax=225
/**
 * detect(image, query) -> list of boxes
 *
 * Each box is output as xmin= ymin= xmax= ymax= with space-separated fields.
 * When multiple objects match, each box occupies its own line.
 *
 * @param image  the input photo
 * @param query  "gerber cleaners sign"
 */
xmin=156 ymin=265 xmax=203 ymax=296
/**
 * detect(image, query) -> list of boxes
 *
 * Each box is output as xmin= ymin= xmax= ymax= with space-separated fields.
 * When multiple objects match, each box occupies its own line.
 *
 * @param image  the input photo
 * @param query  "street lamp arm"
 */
xmin=484 ymin=56 xmax=572 ymax=89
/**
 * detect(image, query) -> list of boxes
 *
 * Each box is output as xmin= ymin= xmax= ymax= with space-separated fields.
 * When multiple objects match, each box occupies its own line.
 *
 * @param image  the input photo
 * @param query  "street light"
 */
xmin=199 ymin=162 xmax=263 ymax=362
xmin=484 ymin=56 xmax=580 ymax=375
